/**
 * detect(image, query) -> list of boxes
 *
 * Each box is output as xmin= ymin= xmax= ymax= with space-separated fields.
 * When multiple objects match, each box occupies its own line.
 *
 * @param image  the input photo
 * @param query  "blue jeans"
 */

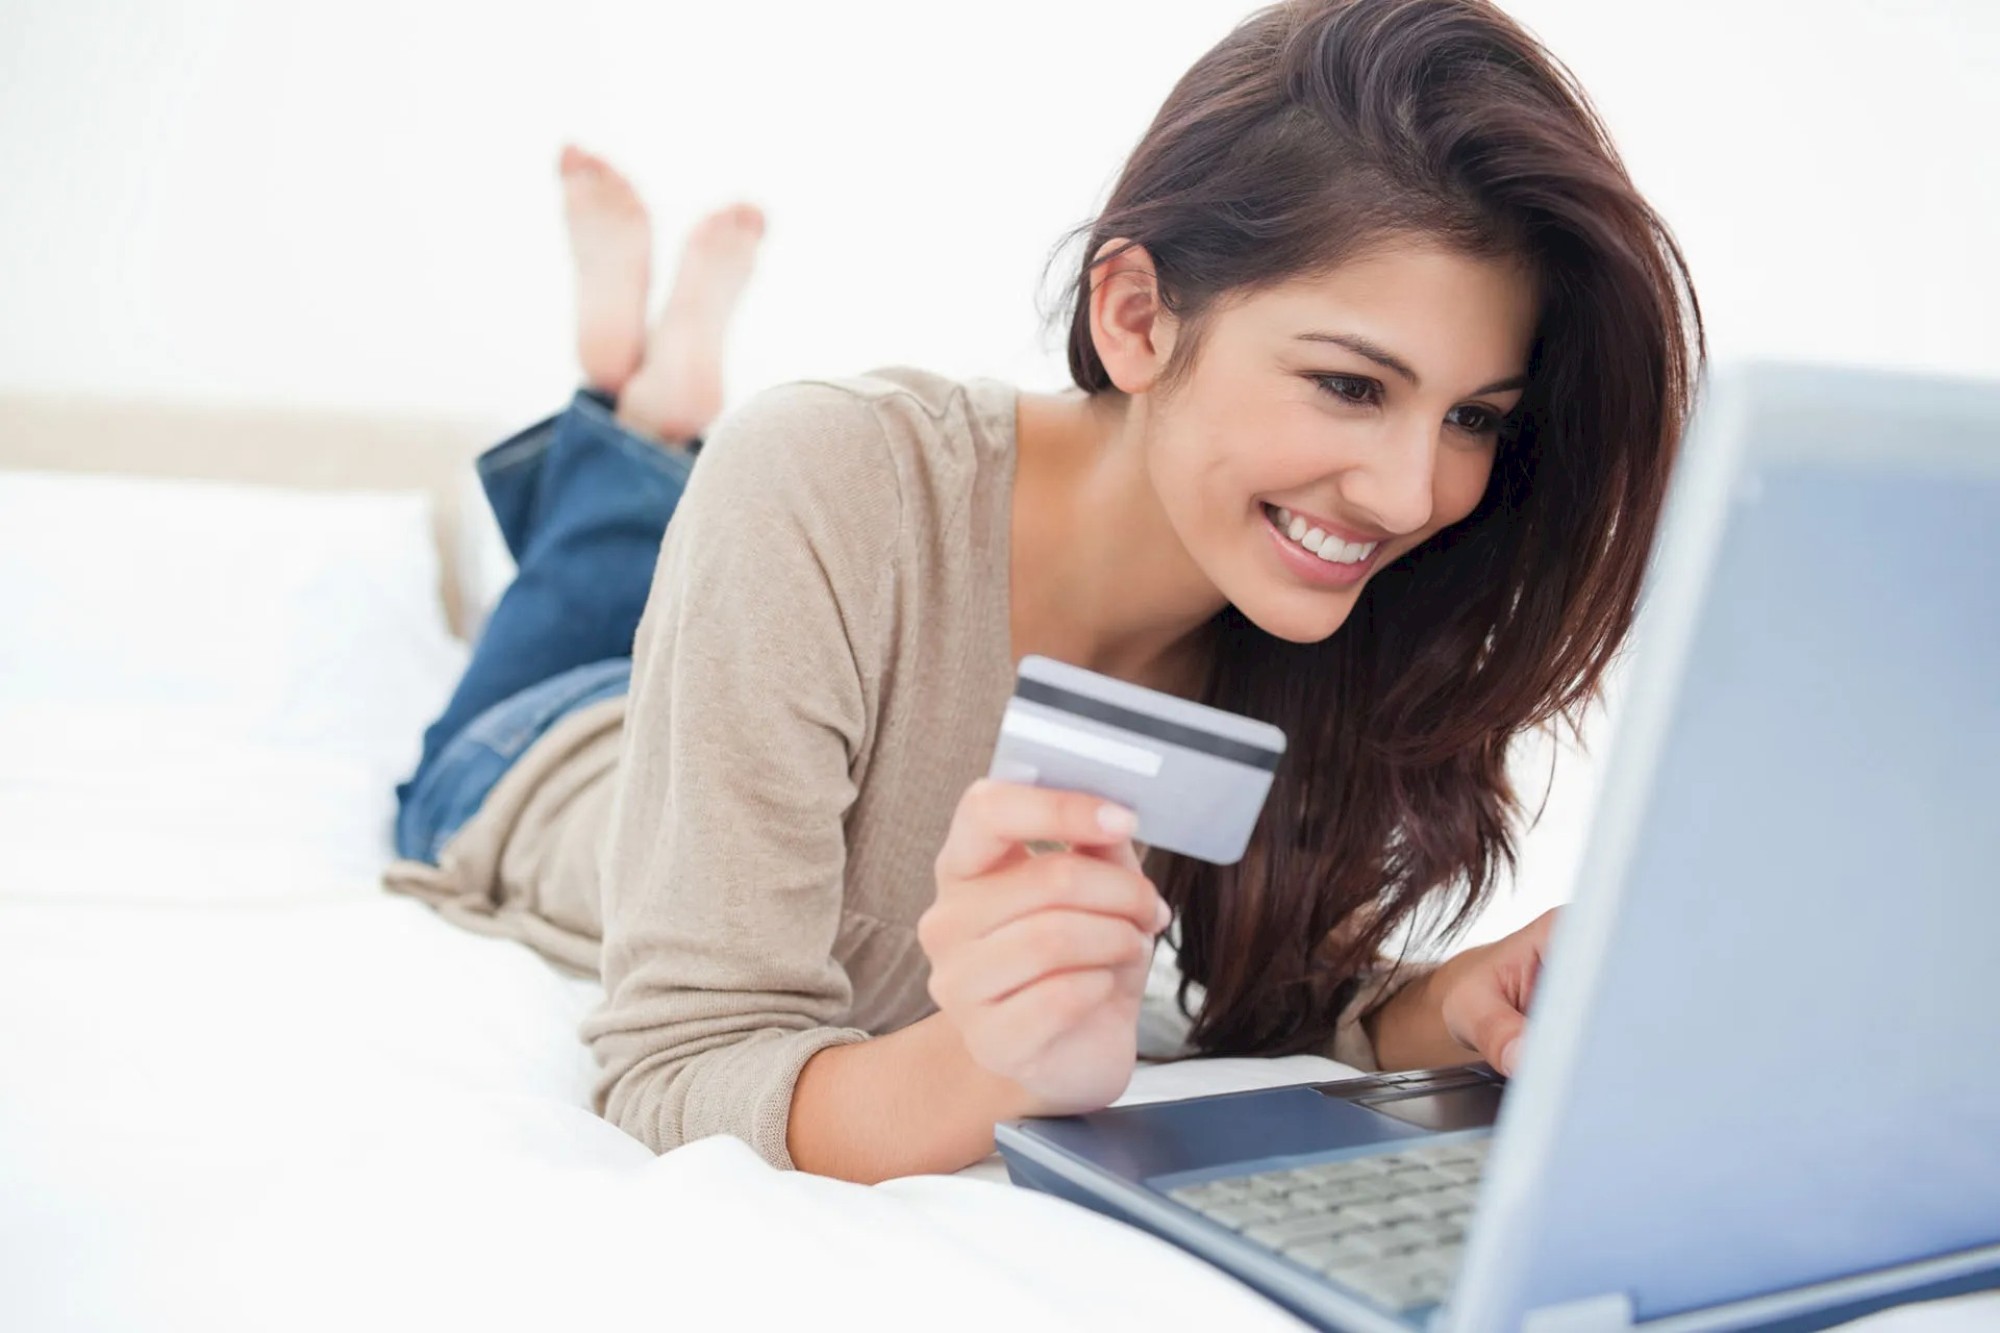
xmin=394 ymin=388 xmax=699 ymax=863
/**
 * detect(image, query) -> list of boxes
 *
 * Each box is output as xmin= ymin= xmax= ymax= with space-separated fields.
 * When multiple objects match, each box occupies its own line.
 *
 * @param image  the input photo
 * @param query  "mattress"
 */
xmin=1 ymin=466 xmax=1987 ymax=1332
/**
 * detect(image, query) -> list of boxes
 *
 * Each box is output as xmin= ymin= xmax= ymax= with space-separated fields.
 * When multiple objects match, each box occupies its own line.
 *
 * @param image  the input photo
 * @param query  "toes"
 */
xmin=560 ymin=145 xmax=630 ymax=195
xmin=560 ymin=150 xmax=652 ymax=229
xmin=689 ymin=203 xmax=767 ymax=248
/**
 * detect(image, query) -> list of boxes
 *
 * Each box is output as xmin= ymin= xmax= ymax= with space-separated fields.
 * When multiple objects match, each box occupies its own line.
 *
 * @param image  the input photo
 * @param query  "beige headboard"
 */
xmin=0 ymin=391 xmax=503 ymax=638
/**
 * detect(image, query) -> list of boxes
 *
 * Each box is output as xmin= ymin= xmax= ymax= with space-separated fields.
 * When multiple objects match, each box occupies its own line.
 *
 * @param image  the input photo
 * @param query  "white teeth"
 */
xmin=1267 ymin=503 xmax=1378 ymax=565
xmin=1324 ymin=538 xmax=1379 ymax=564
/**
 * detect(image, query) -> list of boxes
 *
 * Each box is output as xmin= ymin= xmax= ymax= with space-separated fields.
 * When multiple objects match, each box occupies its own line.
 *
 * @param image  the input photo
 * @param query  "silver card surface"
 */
xmin=987 ymin=655 xmax=1287 ymax=865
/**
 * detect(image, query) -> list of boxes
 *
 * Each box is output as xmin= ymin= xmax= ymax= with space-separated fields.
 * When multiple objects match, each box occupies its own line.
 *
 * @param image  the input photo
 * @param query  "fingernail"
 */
xmin=1500 ymin=1039 xmax=1521 ymax=1076
xmin=1097 ymin=804 xmax=1138 ymax=836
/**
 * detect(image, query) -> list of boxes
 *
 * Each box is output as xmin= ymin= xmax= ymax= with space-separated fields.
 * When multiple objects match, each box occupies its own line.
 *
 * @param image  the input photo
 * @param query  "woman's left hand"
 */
xmin=1430 ymin=907 xmax=1560 ymax=1076
xmin=1366 ymin=907 xmax=1561 ymax=1075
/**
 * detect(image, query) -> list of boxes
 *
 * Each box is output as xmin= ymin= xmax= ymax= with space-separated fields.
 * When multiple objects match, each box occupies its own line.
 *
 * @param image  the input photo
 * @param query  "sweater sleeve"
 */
xmin=581 ymin=380 xmax=899 ymax=1169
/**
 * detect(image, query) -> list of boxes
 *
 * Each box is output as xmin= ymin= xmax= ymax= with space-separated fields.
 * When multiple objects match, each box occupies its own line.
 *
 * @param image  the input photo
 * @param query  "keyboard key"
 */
xmin=1341 ymin=1199 xmax=1425 ymax=1228
xmin=1243 ymin=1212 xmax=1359 ymax=1249
xmin=1160 ymin=1133 xmax=1487 ymax=1312
xmin=1239 ymin=1175 xmax=1298 ymax=1205
xmin=1168 ymin=1181 xmax=1243 ymax=1208
xmin=1290 ymin=1181 xmax=1377 ymax=1211
xmin=1286 ymin=1233 xmax=1387 ymax=1269
xmin=1334 ymin=1176 xmax=1398 ymax=1204
xmin=1293 ymin=1161 xmax=1359 ymax=1186
xmin=1335 ymin=1154 xmax=1398 ymax=1176
xmin=1328 ymin=1255 xmax=1454 ymax=1313
xmin=1378 ymin=1217 xmax=1454 ymax=1251
xmin=1277 ymin=1187 xmax=1335 ymax=1214
xmin=1442 ymin=1180 xmax=1483 ymax=1203
xmin=1199 ymin=1199 xmax=1282 ymax=1230
xmin=1403 ymin=1187 xmax=1472 ymax=1218
xmin=1429 ymin=1141 xmax=1489 ymax=1165
xmin=1310 ymin=1207 xmax=1377 ymax=1238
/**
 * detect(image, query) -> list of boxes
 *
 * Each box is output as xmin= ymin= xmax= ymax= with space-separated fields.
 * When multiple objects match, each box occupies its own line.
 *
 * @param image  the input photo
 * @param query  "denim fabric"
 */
xmin=395 ymin=659 xmax=635 ymax=863
xmin=393 ymin=388 xmax=699 ymax=862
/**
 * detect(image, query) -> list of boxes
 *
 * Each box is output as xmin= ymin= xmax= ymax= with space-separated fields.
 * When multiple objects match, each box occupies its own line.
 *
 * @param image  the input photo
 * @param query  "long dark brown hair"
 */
xmin=1044 ymin=0 xmax=1703 ymax=1055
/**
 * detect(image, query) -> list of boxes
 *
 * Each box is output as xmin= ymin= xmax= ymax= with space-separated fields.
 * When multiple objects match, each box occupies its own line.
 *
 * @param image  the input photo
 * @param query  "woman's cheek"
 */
xmin=1437 ymin=447 xmax=1499 ymax=528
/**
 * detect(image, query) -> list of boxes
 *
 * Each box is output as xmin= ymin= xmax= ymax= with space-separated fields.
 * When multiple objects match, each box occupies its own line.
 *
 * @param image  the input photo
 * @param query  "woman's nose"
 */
xmin=1345 ymin=419 xmax=1439 ymax=538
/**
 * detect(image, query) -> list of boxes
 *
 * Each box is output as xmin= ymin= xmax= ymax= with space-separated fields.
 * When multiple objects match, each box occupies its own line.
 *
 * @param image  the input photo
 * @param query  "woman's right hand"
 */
xmin=919 ymin=778 xmax=1171 ymax=1117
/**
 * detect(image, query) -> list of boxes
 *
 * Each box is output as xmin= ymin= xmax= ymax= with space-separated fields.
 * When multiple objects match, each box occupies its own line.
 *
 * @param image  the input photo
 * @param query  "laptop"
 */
xmin=995 ymin=361 xmax=2000 ymax=1332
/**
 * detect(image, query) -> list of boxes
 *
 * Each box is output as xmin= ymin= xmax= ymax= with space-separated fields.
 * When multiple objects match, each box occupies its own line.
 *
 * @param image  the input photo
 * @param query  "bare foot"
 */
xmin=560 ymin=144 xmax=652 ymax=396
xmin=616 ymin=202 xmax=766 ymax=444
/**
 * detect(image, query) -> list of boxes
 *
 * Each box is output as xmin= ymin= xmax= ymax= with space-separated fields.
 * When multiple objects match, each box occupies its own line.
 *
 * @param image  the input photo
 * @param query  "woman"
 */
xmin=387 ymin=0 xmax=1701 ymax=1184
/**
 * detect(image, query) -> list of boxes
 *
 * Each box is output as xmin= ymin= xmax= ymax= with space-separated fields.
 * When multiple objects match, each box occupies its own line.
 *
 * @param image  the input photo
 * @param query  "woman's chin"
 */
xmin=1232 ymin=584 xmax=1361 ymax=646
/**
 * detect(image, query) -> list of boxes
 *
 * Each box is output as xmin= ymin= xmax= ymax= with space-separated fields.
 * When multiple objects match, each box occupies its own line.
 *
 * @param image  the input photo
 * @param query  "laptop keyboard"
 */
xmin=1163 ymin=1136 xmax=1489 ymax=1314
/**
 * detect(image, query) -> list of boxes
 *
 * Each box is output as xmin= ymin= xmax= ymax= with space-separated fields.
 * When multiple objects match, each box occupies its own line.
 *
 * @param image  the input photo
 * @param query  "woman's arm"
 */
xmin=793 ymin=780 xmax=1169 ymax=1182
xmin=586 ymin=381 xmax=907 ymax=1169
xmin=587 ymin=381 xmax=1163 ymax=1177
xmin=788 ymin=1012 xmax=1034 ymax=1182
xmin=1361 ymin=966 xmax=1470 ymax=1070
xmin=1362 ymin=908 xmax=1561 ymax=1074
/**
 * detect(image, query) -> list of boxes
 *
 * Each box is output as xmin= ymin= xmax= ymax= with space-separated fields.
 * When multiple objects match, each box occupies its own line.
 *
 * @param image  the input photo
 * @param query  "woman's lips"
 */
xmin=1260 ymin=502 xmax=1383 ymax=588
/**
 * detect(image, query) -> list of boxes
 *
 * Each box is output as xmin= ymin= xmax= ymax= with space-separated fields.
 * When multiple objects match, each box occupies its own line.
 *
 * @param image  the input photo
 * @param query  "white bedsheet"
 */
xmin=0 ymin=469 xmax=1334 ymax=1329
xmin=1 ymin=472 xmax=1990 ymax=1332
xmin=4 ymin=890 xmax=1993 ymax=1333
xmin=0 ymin=886 xmax=1346 ymax=1332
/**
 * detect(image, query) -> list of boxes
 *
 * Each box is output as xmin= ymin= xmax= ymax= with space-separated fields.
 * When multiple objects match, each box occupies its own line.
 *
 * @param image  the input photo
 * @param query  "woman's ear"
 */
xmin=1088 ymin=239 xmax=1179 ymax=395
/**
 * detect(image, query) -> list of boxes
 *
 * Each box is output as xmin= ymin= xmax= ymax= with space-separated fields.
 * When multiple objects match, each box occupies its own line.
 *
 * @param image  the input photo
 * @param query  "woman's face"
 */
xmin=1146 ymin=244 xmax=1538 ymax=644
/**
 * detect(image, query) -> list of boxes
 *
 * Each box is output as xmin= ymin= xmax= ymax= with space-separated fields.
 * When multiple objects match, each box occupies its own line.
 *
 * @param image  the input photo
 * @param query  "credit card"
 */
xmin=987 ymin=654 xmax=1288 ymax=865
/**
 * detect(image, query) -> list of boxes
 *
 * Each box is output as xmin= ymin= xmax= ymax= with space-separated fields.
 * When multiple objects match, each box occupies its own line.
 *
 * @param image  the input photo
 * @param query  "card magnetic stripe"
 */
xmin=1011 ymin=678 xmax=1283 ymax=772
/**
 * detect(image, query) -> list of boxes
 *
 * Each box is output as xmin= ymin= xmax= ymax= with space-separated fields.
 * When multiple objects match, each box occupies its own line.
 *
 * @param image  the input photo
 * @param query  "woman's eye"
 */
xmin=1312 ymin=374 xmax=1379 ymax=406
xmin=1446 ymin=404 xmax=1504 ymax=436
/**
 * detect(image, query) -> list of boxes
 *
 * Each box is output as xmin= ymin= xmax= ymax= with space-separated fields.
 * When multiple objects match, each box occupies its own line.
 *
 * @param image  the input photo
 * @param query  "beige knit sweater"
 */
xmin=384 ymin=367 xmax=1410 ymax=1171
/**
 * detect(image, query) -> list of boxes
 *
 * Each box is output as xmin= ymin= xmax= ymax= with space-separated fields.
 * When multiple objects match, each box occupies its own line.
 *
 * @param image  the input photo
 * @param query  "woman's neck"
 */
xmin=1008 ymin=386 xmax=1227 ymax=697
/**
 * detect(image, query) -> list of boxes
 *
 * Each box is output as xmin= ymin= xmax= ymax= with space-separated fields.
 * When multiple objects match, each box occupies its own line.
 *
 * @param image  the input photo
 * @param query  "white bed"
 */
xmin=1 ymin=396 xmax=1988 ymax=1332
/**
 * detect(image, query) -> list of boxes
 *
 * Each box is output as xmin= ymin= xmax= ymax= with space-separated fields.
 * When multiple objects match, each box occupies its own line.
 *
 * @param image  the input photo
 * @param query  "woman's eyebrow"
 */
xmin=1294 ymin=330 xmax=1527 ymax=397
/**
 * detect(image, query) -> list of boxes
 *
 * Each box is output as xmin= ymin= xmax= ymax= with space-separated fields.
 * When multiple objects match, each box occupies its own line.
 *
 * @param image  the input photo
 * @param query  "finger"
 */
xmin=1452 ymin=975 xmax=1530 ymax=1076
xmin=1498 ymin=908 xmax=1562 ymax=1012
xmin=1505 ymin=944 xmax=1549 ymax=1016
xmin=963 ymin=969 xmax=1121 ymax=1072
xmin=931 ymin=850 xmax=1163 ymax=943
xmin=934 ymin=780 xmax=1138 ymax=882
xmin=1525 ymin=907 xmax=1562 ymax=943
xmin=933 ymin=909 xmax=1152 ymax=1009
xmin=1076 ymin=835 xmax=1145 ymax=875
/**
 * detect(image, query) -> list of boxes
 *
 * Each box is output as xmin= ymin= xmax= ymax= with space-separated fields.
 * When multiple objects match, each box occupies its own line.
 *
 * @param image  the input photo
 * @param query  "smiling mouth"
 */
xmin=1260 ymin=502 xmax=1382 ymax=566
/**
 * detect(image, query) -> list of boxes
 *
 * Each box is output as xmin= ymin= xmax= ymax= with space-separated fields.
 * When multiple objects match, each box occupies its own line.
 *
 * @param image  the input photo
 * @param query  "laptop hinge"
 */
xmin=1519 ymin=1291 xmax=1637 ymax=1333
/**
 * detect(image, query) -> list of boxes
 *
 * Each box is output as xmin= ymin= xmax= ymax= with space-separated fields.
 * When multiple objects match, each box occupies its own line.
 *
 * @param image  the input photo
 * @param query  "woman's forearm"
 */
xmin=787 ymin=1012 xmax=1038 ymax=1182
xmin=1362 ymin=965 xmax=1478 ymax=1071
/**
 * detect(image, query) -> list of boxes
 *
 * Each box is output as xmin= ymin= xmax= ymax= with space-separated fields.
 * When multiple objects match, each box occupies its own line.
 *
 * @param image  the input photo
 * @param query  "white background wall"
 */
xmin=4 ymin=0 xmax=1995 ymax=420
xmin=3 ymin=0 xmax=1995 ymax=945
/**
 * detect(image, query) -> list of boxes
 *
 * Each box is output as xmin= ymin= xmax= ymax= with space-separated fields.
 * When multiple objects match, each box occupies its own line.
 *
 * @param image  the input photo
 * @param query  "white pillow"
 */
xmin=0 ymin=470 xmax=468 ymax=900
